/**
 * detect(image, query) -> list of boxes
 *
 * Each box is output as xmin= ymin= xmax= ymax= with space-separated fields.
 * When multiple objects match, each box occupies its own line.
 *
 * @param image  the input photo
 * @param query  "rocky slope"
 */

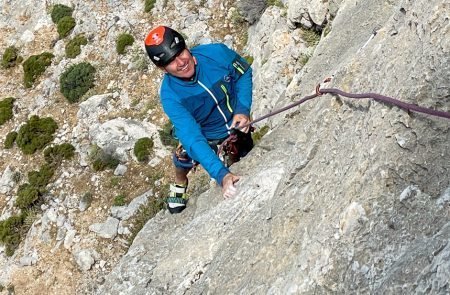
xmin=1 ymin=0 xmax=449 ymax=294
xmin=0 ymin=0 xmax=247 ymax=293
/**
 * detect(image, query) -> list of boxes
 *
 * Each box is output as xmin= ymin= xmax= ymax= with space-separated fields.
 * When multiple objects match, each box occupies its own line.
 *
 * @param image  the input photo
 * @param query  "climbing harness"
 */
xmin=217 ymin=128 xmax=254 ymax=167
xmin=218 ymin=78 xmax=450 ymax=156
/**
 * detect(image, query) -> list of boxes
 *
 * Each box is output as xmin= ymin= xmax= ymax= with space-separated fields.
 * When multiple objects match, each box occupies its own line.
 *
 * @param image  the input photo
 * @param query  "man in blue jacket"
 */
xmin=145 ymin=26 xmax=253 ymax=213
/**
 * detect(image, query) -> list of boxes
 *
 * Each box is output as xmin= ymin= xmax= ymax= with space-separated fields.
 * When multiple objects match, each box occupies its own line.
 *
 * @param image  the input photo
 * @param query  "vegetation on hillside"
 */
xmin=60 ymin=62 xmax=96 ymax=103
xmin=0 ymin=214 xmax=25 ymax=256
xmin=134 ymin=137 xmax=154 ymax=162
xmin=116 ymin=33 xmax=135 ymax=55
xmin=89 ymin=145 xmax=120 ymax=171
xmin=16 ymin=115 xmax=58 ymax=154
xmin=51 ymin=4 xmax=73 ymax=23
xmin=22 ymin=52 xmax=54 ymax=88
xmin=1 ymin=46 xmax=22 ymax=68
xmin=57 ymin=16 xmax=76 ymax=38
xmin=51 ymin=4 xmax=76 ymax=39
xmin=0 ymin=97 xmax=14 ymax=125
xmin=66 ymin=34 xmax=88 ymax=58
xmin=4 ymin=131 xmax=18 ymax=149
xmin=145 ymin=0 xmax=156 ymax=13
xmin=44 ymin=143 xmax=76 ymax=165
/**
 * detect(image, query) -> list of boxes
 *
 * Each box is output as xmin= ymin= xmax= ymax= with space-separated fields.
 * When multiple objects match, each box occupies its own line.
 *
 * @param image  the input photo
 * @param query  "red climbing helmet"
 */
xmin=144 ymin=26 xmax=186 ymax=67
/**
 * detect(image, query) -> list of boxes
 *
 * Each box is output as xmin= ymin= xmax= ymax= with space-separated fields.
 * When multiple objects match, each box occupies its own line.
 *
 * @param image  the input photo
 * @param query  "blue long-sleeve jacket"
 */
xmin=160 ymin=43 xmax=252 ymax=185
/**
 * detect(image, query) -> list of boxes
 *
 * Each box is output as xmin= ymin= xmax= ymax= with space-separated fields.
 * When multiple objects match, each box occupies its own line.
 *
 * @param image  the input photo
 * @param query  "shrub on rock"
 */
xmin=0 ymin=214 xmax=25 ymax=256
xmin=4 ymin=131 xmax=18 ymax=148
xmin=15 ymin=184 xmax=40 ymax=209
xmin=51 ymin=4 xmax=73 ymax=24
xmin=28 ymin=164 xmax=55 ymax=189
xmin=57 ymin=16 xmax=76 ymax=38
xmin=0 ymin=97 xmax=14 ymax=125
xmin=116 ymin=33 xmax=135 ymax=55
xmin=65 ymin=34 xmax=88 ymax=58
xmin=44 ymin=143 xmax=76 ymax=165
xmin=60 ymin=62 xmax=96 ymax=103
xmin=145 ymin=0 xmax=156 ymax=12
xmin=134 ymin=137 xmax=154 ymax=162
xmin=16 ymin=115 xmax=58 ymax=154
xmin=1 ymin=46 xmax=22 ymax=68
xmin=22 ymin=52 xmax=54 ymax=88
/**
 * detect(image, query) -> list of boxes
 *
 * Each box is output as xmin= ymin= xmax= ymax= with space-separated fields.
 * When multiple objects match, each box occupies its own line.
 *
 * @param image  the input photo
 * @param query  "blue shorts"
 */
xmin=172 ymin=140 xmax=221 ymax=170
xmin=172 ymin=151 xmax=197 ymax=170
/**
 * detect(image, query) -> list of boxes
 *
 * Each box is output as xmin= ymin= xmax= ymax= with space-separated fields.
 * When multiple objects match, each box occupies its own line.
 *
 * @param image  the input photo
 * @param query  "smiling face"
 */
xmin=162 ymin=49 xmax=197 ymax=79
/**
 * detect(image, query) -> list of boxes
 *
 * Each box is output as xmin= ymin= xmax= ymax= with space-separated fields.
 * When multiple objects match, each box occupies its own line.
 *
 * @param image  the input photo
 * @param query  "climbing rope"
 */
xmin=319 ymin=88 xmax=450 ymax=120
xmin=218 ymin=80 xmax=450 ymax=156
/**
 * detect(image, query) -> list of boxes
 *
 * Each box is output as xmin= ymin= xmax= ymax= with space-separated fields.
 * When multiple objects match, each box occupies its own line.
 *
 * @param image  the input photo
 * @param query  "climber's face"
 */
xmin=163 ymin=49 xmax=196 ymax=79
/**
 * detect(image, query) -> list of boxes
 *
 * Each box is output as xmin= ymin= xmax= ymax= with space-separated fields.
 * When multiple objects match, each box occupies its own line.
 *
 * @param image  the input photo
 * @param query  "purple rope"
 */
xmin=320 ymin=88 xmax=450 ymax=120
xmin=241 ymin=93 xmax=320 ymax=128
xmin=220 ymin=86 xmax=449 ymax=156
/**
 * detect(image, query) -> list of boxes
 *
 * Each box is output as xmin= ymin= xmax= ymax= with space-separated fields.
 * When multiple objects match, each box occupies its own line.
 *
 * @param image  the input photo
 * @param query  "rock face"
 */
xmin=237 ymin=0 xmax=267 ymax=24
xmin=0 ymin=166 xmax=16 ymax=194
xmin=287 ymin=0 xmax=329 ymax=29
xmin=99 ymin=0 xmax=450 ymax=294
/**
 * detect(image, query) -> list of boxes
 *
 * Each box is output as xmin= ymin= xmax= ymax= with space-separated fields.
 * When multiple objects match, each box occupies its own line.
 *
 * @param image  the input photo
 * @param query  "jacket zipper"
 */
xmin=198 ymin=80 xmax=231 ymax=134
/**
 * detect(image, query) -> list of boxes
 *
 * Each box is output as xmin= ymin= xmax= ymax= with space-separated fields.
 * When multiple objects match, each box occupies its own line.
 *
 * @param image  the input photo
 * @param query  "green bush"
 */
xmin=158 ymin=121 xmax=178 ymax=148
xmin=28 ymin=164 xmax=55 ymax=189
xmin=4 ymin=131 xmax=18 ymax=148
xmin=65 ymin=34 xmax=88 ymax=58
xmin=51 ymin=4 xmax=73 ymax=24
xmin=22 ymin=52 xmax=54 ymax=88
xmin=44 ymin=143 xmax=75 ymax=165
xmin=89 ymin=145 xmax=120 ymax=171
xmin=60 ymin=62 xmax=96 ymax=103
xmin=113 ymin=194 xmax=127 ymax=206
xmin=15 ymin=184 xmax=40 ymax=209
xmin=92 ymin=157 xmax=120 ymax=171
xmin=16 ymin=115 xmax=58 ymax=155
xmin=0 ymin=97 xmax=14 ymax=125
xmin=134 ymin=137 xmax=154 ymax=162
xmin=0 ymin=214 xmax=25 ymax=256
xmin=1 ymin=46 xmax=22 ymax=68
xmin=116 ymin=33 xmax=135 ymax=55
xmin=57 ymin=16 xmax=76 ymax=38
xmin=145 ymin=0 xmax=156 ymax=12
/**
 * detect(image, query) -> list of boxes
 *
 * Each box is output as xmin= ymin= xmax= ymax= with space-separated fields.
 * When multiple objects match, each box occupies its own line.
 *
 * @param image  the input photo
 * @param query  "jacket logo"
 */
xmin=223 ymin=75 xmax=231 ymax=82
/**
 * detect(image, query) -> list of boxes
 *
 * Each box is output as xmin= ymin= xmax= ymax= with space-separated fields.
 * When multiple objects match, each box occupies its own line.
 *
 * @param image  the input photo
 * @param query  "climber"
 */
xmin=144 ymin=26 xmax=254 ymax=214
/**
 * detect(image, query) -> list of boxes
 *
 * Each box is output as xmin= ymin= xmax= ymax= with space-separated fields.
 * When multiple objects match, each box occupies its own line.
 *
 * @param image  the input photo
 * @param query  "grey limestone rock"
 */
xmin=110 ymin=190 xmax=153 ymax=221
xmin=237 ymin=0 xmax=267 ymax=25
xmin=89 ymin=118 xmax=166 ymax=162
xmin=287 ymin=0 xmax=330 ymax=29
xmin=0 ymin=166 xmax=16 ymax=194
xmin=89 ymin=217 xmax=120 ymax=239
xmin=74 ymin=249 xmax=100 ymax=272
xmin=113 ymin=164 xmax=127 ymax=176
